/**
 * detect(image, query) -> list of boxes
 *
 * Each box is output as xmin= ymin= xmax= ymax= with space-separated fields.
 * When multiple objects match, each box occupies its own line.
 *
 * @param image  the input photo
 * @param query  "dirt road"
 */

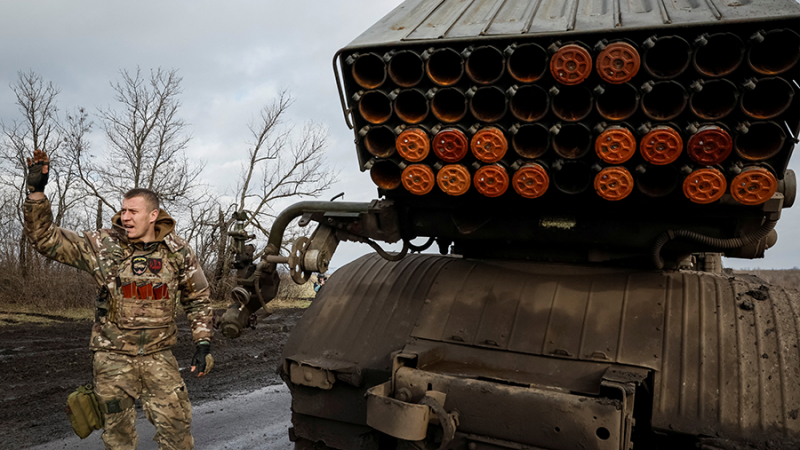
xmin=0 ymin=307 xmax=304 ymax=449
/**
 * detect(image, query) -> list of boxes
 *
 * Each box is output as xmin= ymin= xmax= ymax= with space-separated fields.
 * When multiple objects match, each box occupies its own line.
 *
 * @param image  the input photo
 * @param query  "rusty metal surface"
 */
xmin=283 ymin=253 xmax=800 ymax=446
xmin=347 ymin=0 xmax=800 ymax=48
xmin=411 ymin=258 xmax=666 ymax=370
xmin=651 ymin=272 xmax=800 ymax=444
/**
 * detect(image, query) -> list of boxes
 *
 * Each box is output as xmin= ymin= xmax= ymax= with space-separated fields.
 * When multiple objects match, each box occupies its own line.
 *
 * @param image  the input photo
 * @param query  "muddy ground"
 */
xmin=0 ymin=307 xmax=305 ymax=449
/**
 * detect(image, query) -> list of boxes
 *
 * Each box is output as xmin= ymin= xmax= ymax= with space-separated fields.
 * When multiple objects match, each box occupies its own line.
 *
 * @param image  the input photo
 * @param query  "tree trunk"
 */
xmin=212 ymin=208 xmax=228 ymax=298
xmin=96 ymin=199 xmax=103 ymax=229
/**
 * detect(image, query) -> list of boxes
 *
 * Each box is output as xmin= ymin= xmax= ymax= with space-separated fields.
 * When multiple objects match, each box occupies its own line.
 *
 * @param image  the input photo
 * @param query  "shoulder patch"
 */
xmin=132 ymin=256 xmax=147 ymax=275
xmin=147 ymin=258 xmax=163 ymax=274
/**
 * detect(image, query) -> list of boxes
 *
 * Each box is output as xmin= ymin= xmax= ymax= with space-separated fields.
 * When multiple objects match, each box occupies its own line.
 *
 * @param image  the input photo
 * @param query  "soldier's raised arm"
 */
xmin=23 ymin=149 xmax=99 ymax=274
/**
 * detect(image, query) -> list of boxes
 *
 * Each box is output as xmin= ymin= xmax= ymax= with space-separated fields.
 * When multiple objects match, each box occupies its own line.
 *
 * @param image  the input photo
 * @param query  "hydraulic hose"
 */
xmin=651 ymin=218 xmax=778 ymax=269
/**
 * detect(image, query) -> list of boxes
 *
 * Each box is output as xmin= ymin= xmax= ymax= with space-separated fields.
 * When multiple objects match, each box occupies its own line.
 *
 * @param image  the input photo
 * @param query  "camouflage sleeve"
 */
xmin=23 ymin=197 xmax=99 ymax=273
xmin=179 ymin=244 xmax=213 ymax=343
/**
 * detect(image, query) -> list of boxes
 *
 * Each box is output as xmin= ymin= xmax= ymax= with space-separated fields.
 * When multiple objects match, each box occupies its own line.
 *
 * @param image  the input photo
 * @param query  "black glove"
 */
xmin=26 ymin=161 xmax=49 ymax=193
xmin=190 ymin=342 xmax=214 ymax=377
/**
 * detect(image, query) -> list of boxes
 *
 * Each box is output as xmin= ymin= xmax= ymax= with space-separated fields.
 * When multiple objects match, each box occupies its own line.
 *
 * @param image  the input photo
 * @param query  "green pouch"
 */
xmin=65 ymin=384 xmax=102 ymax=439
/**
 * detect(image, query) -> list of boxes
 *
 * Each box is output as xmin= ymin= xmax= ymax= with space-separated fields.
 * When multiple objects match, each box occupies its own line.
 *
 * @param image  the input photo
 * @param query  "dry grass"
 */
xmin=738 ymin=269 xmax=800 ymax=292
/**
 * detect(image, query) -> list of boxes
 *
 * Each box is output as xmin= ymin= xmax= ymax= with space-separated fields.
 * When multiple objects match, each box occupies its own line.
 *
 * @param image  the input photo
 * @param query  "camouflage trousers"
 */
xmin=93 ymin=350 xmax=193 ymax=450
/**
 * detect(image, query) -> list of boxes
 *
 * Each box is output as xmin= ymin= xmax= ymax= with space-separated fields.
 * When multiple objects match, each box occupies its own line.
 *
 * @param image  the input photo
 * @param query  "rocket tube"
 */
xmin=432 ymin=127 xmax=469 ymax=163
xmin=641 ymin=80 xmax=688 ymax=121
xmin=363 ymin=125 xmax=396 ymax=158
xmin=471 ymin=127 xmax=507 ymax=163
xmin=734 ymin=121 xmax=786 ymax=161
xmin=636 ymin=164 xmax=680 ymax=198
xmin=595 ymin=166 xmax=634 ymax=201
xmin=730 ymin=167 xmax=778 ymax=205
xmin=692 ymin=33 xmax=745 ymax=77
xmin=401 ymin=164 xmax=436 ymax=195
xmin=370 ymin=160 xmax=403 ymax=190
xmin=474 ymin=164 xmax=510 ymax=197
xmin=350 ymin=52 xmax=387 ymax=89
xmin=388 ymin=50 xmax=425 ymax=88
xmin=552 ymin=160 xmax=592 ymax=194
xmin=512 ymin=163 xmax=549 ymax=199
xmin=595 ymin=125 xmax=636 ymax=164
xmin=596 ymin=41 xmax=640 ymax=84
xmin=468 ymin=86 xmax=508 ymax=123
xmin=357 ymin=90 xmax=393 ymax=124
xmin=689 ymin=79 xmax=738 ymax=120
xmin=396 ymin=128 xmax=430 ymax=162
xmin=506 ymin=43 xmax=548 ymax=83
xmin=747 ymin=28 xmax=800 ymax=75
xmin=464 ymin=45 xmax=505 ymax=85
xmin=686 ymin=125 xmax=732 ymax=165
xmin=550 ymin=43 xmax=593 ymax=85
xmin=429 ymin=87 xmax=468 ymax=123
xmin=640 ymin=125 xmax=683 ymax=165
xmin=594 ymin=83 xmax=639 ymax=121
xmin=436 ymin=164 xmax=471 ymax=196
xmin=511 ymin=123 xmax=550 ymax=159
xmin=740 ymin=77 xmax=795 ymax=120
xmin=683 ymin=168 xmax=727 ymax=204
xmin=393 ymin=89 xmax=429 ymax=124
xmin=424 ymin=48 xmax=464 ymax=86
xmin=550 ymin=85 xmax=593 ymax=122
xmin=642 ymin=35 xmax=691 ymax=79
xmin=509 ymin=85 xmax=549 ymax=122
xmin=552 ymin=123 xmax=592 ymax=159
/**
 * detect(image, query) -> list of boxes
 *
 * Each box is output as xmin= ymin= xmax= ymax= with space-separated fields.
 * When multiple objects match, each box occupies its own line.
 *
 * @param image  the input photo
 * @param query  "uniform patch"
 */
xmin=132 ymin=256 xmax=147 ymax=275
xmin=147 ymin=258 xmax=163 ymax=274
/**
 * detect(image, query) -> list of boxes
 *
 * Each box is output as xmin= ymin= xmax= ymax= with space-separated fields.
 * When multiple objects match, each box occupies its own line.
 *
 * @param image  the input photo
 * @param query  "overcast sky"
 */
xmin=0 ymin=0 xmax=797 ymax=270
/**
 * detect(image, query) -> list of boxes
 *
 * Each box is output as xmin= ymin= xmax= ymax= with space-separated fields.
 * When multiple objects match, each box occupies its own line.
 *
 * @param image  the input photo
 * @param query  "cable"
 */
xmin=366 ymin=238 xmax=409 ymax=261
xmin=407 ymin=236 xmax=435 ymax=253
xmin=651 ymin=219 xmax=778 ymax=269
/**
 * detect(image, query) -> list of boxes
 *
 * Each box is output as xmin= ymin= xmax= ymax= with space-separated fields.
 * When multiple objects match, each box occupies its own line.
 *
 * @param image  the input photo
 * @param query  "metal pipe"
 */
xmin=641 ymin=80 xmax=688 ymax=121
xmin=388 ymin=50 xmax=424 ymax=87
xmin=505 ymin=43 xmax=548 ymax=83
xmin=267 ymin=201 xmax=372 ymax=252
xmin=393 ymin=89 xmax=429 ymax=124
xmin=552 ymin=160 xmax=592 ymax=194
xmin=642 ymin=35 xmax=692 ymax=79
xmin=370 ymin=160 xmax=403 ymax=190
xmin=429 ymin=87 xmax=468 ymax=123
xmin=465 ymin=45 xmax=505 ymax=85
xmin=357 ymin=90 xmax=393 ymax=124
xmin=594 ymin=83 xmax=639 ymax=121
xmin=693 ymin=33 xmax=745 ymax=77
xmin=468 ymin=86 xmax=508 ymax=123
xmin=550 ymin=85 xmax=593 ymax=122
xmin=509 ymin=85 xmax=549 ymax=122
xmin=350 ymin=52 xmax=387 ymax=89
xmin=362 ymin=125 xmax=396 ymax=158
xmin=424 ymin=48 xmax=464 ymax=86
xmin=748 ymin=28 xmax=800 ymax=75
xmin=635 ymin=164 xmax=679 ymax=198
xmin=740 ymin=77 xmax=795 ymax=120
xmin=511 ymin=123 xmax=550 ymax=159
xmin=689 ymin=79 xmax=738 ymax=120
xmin=552 ymin=123 xmax=592 ymax=159
xmin=735 ymin=121 xmax=786 ymax=161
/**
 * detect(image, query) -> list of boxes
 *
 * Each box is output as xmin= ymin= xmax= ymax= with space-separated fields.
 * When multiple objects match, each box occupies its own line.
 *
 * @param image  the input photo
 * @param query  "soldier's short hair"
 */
xmin=123 ymin=188 xmax=160 ymax=212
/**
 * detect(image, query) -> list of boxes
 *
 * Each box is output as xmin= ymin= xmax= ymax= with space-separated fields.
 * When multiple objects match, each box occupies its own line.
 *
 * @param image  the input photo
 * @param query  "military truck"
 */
xmin=220 ymin=0 xmax=800 ymax=448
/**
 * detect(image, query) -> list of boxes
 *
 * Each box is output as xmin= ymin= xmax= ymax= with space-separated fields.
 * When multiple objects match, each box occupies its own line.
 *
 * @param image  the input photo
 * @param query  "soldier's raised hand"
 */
xmin=26 ymin=149 xmax=50 ymax=195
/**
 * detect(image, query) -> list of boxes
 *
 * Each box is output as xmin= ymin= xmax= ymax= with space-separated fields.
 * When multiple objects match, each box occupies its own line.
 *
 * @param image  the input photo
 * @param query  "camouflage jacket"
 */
xmin=23 ymin=197 xmax=213 ymax=356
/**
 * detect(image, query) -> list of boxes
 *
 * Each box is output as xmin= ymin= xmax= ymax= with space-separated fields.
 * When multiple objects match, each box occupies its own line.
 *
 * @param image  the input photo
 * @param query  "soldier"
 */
xmin=23 ymin=149 xmax=214 ymax=450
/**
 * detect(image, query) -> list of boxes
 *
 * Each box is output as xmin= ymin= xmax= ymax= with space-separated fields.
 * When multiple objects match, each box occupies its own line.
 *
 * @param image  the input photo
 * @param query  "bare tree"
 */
xmin=78 ymin=67 xmax=203 ymax=215
xmin=210 ymin=91 xmax=337 ymax=296
xmin=0 ymin=71 xmax=69 ymax=277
